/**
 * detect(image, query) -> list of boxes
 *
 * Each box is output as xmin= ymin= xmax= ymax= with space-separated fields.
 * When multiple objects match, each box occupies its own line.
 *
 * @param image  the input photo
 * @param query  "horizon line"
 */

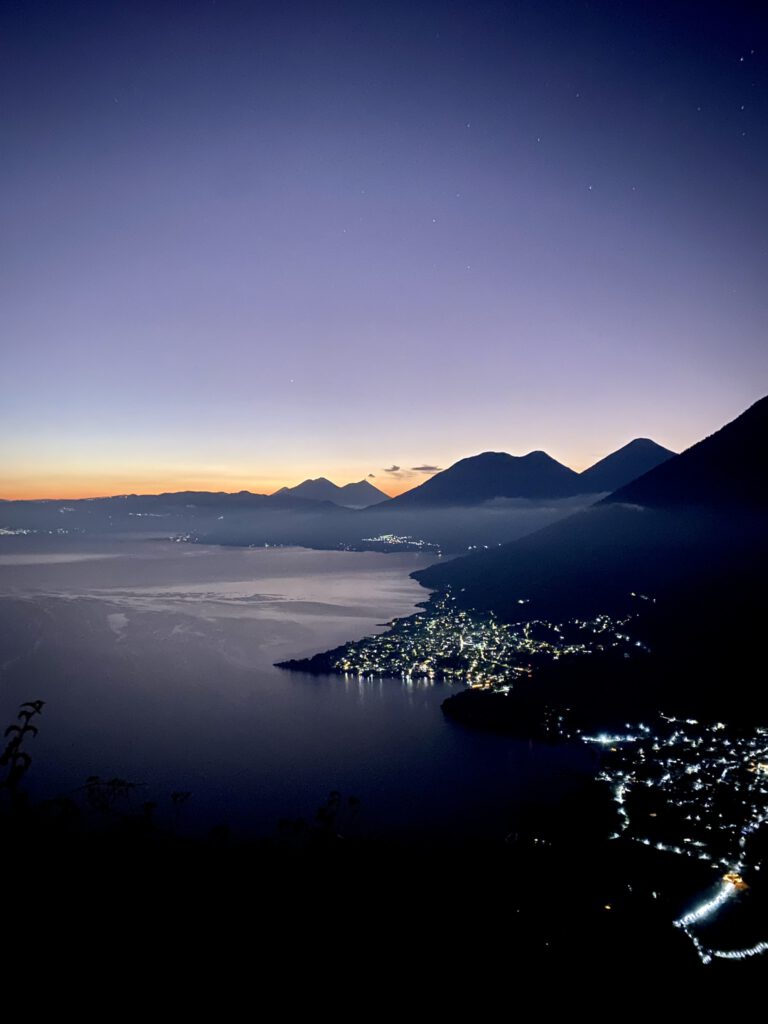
xmin=0 ymin=438 xmax=677 ymax=502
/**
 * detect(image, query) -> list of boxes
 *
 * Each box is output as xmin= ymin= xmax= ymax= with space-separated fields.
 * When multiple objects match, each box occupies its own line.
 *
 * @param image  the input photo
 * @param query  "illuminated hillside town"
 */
xmin=319 ymin=591 xmax=644 ymax=687
xmin=279 ymin=591 xmax=768 ymax=965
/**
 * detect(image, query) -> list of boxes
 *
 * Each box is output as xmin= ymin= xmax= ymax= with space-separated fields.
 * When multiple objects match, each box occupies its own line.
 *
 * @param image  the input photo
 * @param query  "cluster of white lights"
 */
xmin=588 ymin=713 xmax=768 ymax=967
xmin=674 ymin=881 xmax=735 ymax=929
xmin=583 ymin=734 xmax=639 ymax=746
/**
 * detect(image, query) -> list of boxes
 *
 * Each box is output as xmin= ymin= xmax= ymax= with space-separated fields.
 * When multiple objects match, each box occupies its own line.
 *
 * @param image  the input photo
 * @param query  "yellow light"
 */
xmin=722 ymin=871 xmax=748 ymax=891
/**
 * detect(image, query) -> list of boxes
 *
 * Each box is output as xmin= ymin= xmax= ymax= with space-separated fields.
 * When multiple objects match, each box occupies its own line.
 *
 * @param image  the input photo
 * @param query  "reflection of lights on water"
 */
xmin=583 ymin=734 xmax=639 ymax=745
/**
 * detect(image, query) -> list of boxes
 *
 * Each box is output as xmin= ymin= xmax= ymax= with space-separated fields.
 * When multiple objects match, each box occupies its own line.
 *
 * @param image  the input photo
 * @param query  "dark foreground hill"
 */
xmin=604 ymin=397 xmax=768 ymax=510
xmin=414 ymin=396 xmax=768 ymax=611
xmin=413 ymin=397 xmax=768 ymax=718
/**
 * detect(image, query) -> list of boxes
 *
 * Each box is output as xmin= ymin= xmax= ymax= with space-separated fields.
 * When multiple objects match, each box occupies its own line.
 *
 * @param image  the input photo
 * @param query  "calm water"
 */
xmin=0 ymin=538 xmax=595 ymax=842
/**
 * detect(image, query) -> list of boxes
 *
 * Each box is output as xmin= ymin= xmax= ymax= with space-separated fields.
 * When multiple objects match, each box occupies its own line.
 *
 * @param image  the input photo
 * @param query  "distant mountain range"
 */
xmin=2 ymin=439 xmax=675 ymax=515
xmin=413 ymin=396 xmax=767 ymax=618
xmin=0 ymin=435 xmax=681 ymax=550
xmin=274 ymin=477 xmax=388 ymax=508
xmin=381 ymin=439 xmax=675 ymax=508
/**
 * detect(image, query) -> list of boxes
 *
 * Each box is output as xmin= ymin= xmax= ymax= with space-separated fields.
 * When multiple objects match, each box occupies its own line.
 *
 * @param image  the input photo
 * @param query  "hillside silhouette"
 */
xmin=414 ymin=397 xmax=768 ymax=718
xmin=384 ymin=451 xmax=584 ymax=507
xmin=578 ymin=438 xmax=675 ymax=493
xmin=276 ymin=477 xmax=388 ymax=507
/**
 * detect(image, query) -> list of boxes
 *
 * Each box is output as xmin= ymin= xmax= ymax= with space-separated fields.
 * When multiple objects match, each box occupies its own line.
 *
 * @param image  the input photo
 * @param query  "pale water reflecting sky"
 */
xmin=0 ymin=540 xmax=594 ymax=840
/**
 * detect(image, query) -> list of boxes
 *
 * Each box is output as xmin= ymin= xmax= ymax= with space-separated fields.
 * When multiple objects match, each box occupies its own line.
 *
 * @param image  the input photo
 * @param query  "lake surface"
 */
xmin=0 ymin=538 xmax=595 ymax=842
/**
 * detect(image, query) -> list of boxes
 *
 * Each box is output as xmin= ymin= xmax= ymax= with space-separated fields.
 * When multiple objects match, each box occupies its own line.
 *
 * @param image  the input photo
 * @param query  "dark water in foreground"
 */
xmin=0 ymin=538 xmax=595 ymax=842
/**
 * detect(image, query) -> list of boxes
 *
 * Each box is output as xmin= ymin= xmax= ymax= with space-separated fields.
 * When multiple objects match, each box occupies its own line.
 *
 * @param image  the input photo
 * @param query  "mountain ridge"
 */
xmin=275 ymin=477 xmax=389 ymax=507
xmin=578 ymin=438 xmax=675 ymax=493
xmin=383 ymin=450 xmax=583 ymax=507
xmin=412 ymin=396 xmax=768 ymax=619
xmin=603 ymin=397 xmax=768 ymax=510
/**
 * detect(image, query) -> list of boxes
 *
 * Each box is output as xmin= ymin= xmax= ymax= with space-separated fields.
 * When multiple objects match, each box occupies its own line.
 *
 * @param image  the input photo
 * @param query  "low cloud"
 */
xmin=383 ymin=463 xmax=443 ymax=481
xmin=383 ymin=464 xmax=415 ymax=481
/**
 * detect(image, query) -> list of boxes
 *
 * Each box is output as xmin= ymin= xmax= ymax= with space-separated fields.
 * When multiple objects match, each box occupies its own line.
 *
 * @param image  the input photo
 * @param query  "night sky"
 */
xmin=2 ymin=0 xmax=766 ymax=498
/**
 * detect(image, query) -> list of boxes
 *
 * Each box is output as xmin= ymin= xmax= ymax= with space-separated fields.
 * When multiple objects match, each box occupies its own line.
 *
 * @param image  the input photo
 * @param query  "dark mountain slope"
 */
xmin=413 ymin=396 xmax=768 ymax=620
xmin=603 ymin=396 xmax=768 ymax=510
xmin=579 ymin=438 xmax=675 ymax=493
xmin=385 ymin=451 xmax=582 ymax=507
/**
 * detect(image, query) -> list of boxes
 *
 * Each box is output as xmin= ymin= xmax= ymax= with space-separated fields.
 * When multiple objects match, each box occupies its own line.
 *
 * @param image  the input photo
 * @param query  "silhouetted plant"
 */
xmin=81 ymin=775 xmax=145 ymax=814
xmin=0 ymin=701 xmax=367 ymax=862
xmin=315 ymin=790 xmax=361 ymax=836
xmin=278 ymin=790 xmax=362 ymax=851
xmin=0 ymin=700 xmax=45 ymax=800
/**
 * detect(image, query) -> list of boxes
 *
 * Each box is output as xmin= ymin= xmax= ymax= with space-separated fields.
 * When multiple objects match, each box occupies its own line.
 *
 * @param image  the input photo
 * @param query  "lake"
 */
xmin=0 ymin=537 xmax=595 ymax=843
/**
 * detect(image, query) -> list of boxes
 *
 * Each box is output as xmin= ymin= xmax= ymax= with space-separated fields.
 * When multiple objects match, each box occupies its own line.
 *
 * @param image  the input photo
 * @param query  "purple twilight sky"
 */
xmin=1 ymin=0 xmax=766 ymax=497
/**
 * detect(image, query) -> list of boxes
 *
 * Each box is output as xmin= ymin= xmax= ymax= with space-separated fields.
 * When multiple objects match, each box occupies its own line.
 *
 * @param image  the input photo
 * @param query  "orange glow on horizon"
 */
xmin=0 ymin=446 xmax=636 ymax=501
xmin=0 ymin=474 xmax=401 ymax=502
